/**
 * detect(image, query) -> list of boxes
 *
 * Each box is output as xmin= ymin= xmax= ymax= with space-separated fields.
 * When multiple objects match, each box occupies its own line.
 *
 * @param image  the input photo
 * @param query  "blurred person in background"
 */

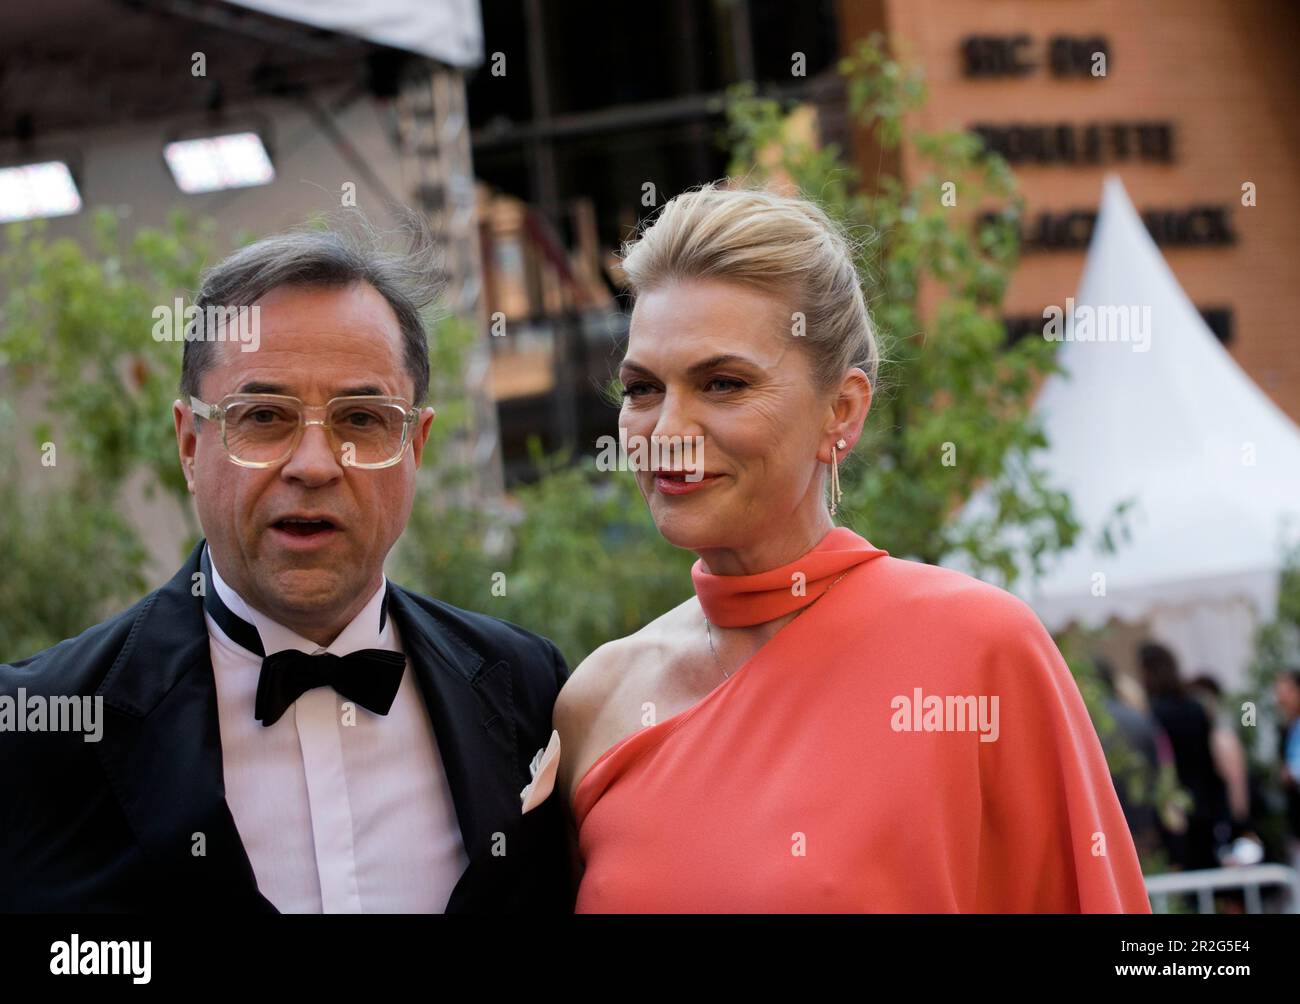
xmin=1186 ymin=674 xmax=1257 ymax=854
xmin=1094 ymin=657 xmax=1164 ymax=860
xmin=1275 ymin=669 xmax=1300 ymax=871
xmin=1140 ymin=642 xmax=1230 ymax=871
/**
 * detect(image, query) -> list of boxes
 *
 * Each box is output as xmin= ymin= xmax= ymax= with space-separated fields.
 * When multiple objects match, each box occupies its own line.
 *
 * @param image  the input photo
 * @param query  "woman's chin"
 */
xmin=648 ymin=507 xmax=733 ymax=552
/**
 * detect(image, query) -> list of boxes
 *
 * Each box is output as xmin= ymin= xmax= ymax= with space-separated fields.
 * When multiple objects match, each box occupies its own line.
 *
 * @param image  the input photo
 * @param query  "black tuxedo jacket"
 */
xmin=0 ymin=540 xmax=574 ymax=914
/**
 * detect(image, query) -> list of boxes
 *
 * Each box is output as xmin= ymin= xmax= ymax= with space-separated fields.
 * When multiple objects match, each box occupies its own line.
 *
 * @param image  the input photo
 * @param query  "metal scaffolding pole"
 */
xmin=395 ymin=64 xmax=504 ymax=504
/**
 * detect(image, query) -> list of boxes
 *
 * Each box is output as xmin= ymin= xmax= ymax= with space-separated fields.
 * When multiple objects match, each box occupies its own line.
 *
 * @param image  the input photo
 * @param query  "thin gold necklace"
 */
xmin=704 ymin=568 xmax=852 ymax=680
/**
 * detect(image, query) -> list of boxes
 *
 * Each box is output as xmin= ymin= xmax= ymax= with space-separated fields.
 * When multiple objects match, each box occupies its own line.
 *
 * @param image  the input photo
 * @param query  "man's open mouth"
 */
xmin=272 ymin=517 xmax=338 ymax=537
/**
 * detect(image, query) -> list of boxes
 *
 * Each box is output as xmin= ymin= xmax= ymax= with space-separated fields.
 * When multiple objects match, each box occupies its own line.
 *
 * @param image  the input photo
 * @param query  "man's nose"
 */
xmin=279 ymin=423 xmax=343 ymax=486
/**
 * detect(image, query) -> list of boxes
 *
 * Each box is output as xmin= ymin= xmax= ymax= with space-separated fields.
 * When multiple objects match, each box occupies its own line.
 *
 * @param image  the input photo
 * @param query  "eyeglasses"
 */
xmin=190 ymin=393 xmax=420 ymax=469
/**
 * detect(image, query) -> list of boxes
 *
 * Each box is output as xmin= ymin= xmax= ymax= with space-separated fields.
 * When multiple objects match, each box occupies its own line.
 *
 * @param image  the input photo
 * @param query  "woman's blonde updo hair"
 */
xmin=619 ymin=182 xmax=878 ymax=393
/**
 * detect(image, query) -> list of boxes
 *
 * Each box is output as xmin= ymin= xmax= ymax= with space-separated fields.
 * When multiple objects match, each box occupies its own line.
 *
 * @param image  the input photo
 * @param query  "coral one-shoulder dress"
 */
xmin=572 ymin=527 xmax=1151 ymax=913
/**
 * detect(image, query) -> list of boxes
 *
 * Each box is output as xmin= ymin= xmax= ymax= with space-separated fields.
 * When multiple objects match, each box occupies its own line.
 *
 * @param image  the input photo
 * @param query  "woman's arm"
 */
xmin=551 ymin=644 xmax=622 ymax=894
xmin=1210 ymin=723 xmax=1250 ymax=823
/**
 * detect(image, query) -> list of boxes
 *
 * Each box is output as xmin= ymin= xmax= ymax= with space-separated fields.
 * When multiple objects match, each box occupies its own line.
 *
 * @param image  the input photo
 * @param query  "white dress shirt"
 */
xmin=203 ymin=550 xmax=469 ymax=912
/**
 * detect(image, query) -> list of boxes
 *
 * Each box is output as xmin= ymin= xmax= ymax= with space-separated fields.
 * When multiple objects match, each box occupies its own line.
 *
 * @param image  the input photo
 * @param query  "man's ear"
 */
xmin=173 ymin=399 xmax=198 ymax=494
xmin=410 ymin=406 xmax=437 ymax=468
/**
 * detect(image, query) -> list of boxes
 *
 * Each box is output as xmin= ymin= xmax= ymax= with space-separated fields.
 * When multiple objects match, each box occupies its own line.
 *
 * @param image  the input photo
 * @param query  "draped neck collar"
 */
xmin=690 ymin=527 xmax=888 ymax=627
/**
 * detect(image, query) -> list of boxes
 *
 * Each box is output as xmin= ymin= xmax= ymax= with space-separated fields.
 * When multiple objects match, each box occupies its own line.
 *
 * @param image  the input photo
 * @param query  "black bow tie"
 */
xmin=199 ymin=546 xmax=405 ymax=727
xmin=254 ymin=647 xmax=406 ymax=727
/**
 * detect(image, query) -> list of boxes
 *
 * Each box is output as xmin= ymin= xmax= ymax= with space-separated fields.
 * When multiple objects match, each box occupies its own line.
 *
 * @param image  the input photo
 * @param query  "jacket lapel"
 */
xmin=93 ymin=540 xmax=274 ymax=912
xmin=386 ymin=586 xmax=523 ymax=911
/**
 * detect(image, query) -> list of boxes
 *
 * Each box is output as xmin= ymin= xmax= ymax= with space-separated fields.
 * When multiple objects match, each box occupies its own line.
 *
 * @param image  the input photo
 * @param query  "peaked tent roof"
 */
xmin=950 ymin=174 xmax=1300 ymax=633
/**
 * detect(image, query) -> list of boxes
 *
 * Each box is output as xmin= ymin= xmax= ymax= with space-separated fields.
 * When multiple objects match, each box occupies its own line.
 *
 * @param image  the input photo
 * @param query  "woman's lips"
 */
xmin=652 ymin=472 xmax=724 ymax=496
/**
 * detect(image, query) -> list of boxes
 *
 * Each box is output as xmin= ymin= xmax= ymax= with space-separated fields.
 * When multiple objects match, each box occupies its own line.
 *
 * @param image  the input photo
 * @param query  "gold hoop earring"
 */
xmin=829 ymin=438 xmax=846 ymax=517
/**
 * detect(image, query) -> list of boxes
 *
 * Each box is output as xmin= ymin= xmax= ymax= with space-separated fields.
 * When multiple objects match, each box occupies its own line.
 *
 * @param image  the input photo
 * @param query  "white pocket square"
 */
xmin=520 ymin=728 xmax=561 ymax=814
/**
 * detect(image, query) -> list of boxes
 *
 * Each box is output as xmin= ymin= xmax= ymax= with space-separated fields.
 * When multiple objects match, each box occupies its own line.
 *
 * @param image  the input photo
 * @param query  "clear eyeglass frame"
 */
xmin=189 ymin=393 xmax=421 ymax=470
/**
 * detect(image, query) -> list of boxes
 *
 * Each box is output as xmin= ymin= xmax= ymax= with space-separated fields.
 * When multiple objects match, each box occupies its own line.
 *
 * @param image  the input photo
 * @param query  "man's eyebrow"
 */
xmin=233 ymin=382 xmax=389 ymax=397
xmin=619 ymin=354 xmax=761 ymax=378
xmin=237 ymin=381 xmax=286 ymax=394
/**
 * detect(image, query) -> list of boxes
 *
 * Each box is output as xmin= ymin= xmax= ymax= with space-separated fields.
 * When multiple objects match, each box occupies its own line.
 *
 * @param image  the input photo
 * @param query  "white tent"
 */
xmin=949 ymin=174 xmax=1300 ymax=690
xmin=228 ymin=0 xmax=483 ymax=68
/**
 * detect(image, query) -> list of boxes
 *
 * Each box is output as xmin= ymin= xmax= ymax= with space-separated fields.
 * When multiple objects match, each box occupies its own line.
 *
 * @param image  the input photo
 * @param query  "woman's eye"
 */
xmin=705 ymin=377 xmax=745 ymax=392
xmin=621 ymin=382 xmax=656 ymax=398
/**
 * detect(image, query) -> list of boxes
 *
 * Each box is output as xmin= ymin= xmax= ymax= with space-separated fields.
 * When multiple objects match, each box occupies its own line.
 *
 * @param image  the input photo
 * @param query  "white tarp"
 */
xmin=948 ymin=174 xmax=1300 ymax=688
xmin=227 ymin=0 xmax=483 ymax=68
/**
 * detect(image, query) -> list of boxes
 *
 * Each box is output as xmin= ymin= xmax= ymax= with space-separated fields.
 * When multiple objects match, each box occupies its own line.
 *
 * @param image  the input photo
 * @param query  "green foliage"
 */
xmin=420 ymin=310 xmax=480 ymax=461
xmin=1251 ymin=537 xmax=1300 ymax=698
xmin=0 ymin=210 xmax=214 ymax=660
xmin=1 ymin=210 xmax=213 ymax=512
xmin=0 ymin=401 xmax=149 ymax=659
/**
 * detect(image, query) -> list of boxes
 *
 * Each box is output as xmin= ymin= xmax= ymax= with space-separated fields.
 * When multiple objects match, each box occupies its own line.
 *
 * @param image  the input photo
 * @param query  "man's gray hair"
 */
xmin=180 ymin=212 xmax=441 ymax=405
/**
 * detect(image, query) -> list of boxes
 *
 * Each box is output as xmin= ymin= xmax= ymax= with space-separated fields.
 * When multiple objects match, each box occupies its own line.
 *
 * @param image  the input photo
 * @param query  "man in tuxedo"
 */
xmin=0 ymin=226 xmax=572 ymax=913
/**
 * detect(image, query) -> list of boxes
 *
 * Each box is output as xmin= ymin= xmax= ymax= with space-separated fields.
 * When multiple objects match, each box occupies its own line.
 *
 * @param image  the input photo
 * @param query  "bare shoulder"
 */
xmin=555 ymin=596 xmax=698 ymax=715
xmin=554 ymin=636 xmax=636 ymax=730
xmin=553 ymin=595 xmax=699 ymax=800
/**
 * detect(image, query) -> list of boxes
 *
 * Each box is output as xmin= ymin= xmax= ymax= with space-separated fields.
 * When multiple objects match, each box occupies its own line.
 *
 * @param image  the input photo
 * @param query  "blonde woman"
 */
xmin=553 ymin=183 xmax=1150 ymax=913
